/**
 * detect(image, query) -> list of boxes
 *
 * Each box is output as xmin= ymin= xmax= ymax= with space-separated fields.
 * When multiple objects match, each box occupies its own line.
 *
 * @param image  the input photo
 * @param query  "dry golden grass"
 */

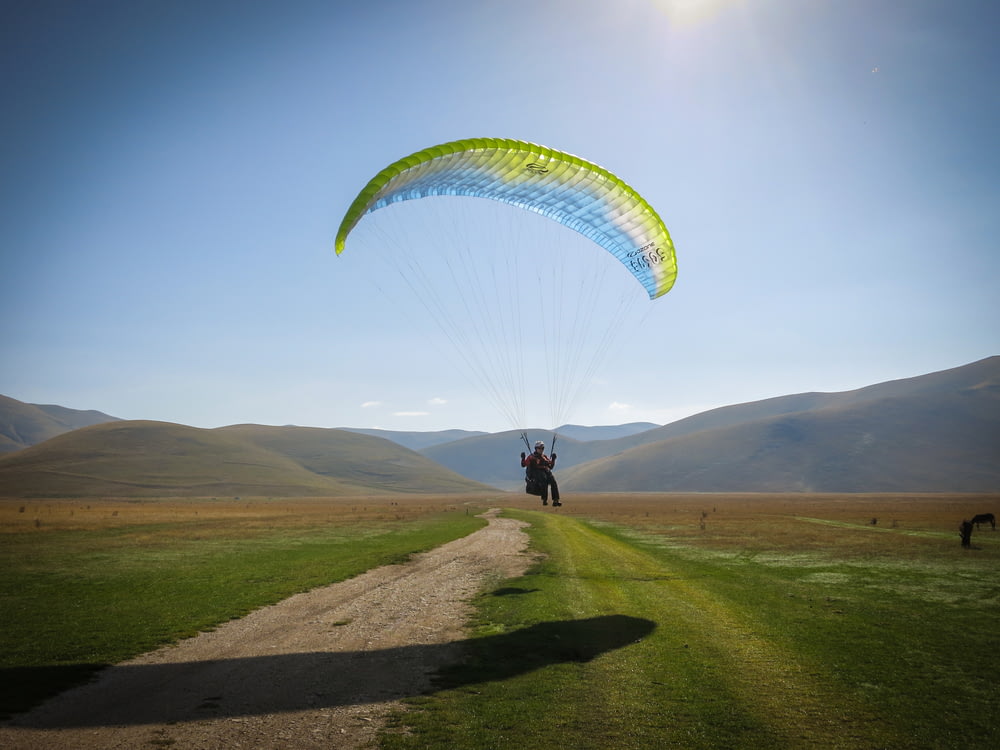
xmin=6 ymin=492 xmax=997 ymax=559
xmin=0 ymin=493 xmax=502 ymax=535
xmin=499 ymin=492 xmax=1000 ymax=559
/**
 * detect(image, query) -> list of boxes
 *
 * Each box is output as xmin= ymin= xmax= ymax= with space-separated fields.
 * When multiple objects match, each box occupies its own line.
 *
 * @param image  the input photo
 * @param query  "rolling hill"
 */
xmin=338 ymin=427 xmax=488 ymax=451
xmin=1 ymin=356 xmax=997 ymax=495
xmin=422 ymin=357 xmax=1000 ymax=492
xmin=339 ymin=423 xmax=659 ymax=452
xmin=215 ymin=424 xmax=490 ymax=493
xmin=561 ymin=387 xmax=1000 ymax=492
xmin=347 ymin=423 xmax=663 ymax=489
xmin=0 ymin=396 xmax=120 ymax=453
xmin=0 ymin=421 xmax=493 ymax=498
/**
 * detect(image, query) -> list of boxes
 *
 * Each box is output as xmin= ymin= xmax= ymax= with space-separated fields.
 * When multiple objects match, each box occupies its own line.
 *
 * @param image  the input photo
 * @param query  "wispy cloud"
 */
xmin=361 ymin=401 xmax=382 ymax=408
xmin=429 ymin=397 xmax=447 ymax=405
xmin=608 ymin=401 xmax=632 ymax=411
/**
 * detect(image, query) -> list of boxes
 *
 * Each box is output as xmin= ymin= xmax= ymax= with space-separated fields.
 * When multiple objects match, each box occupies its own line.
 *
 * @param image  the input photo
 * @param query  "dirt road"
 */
xmin=1 ymin=509 xmax=532 ymax=750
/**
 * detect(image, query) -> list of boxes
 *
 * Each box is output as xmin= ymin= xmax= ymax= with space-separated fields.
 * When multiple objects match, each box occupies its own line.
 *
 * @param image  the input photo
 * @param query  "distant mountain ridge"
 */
xmin=338 ymin=427 xmax=489 ymax=451
xmin=0 ymin=421 xmax=492 ymax=498
xmin=562 ymin=384 xmax=1000 ymax=492
xmin=337 ymin=423 xmax=660 ymax=451
xmin=550 ymin=422 xmax=660 ymax=442
xmin=1 ymin=356 xmax=997 ymax=494
xmin=420 ymin=357 xmax=1000 ymax=492
xmin=0 ymin=396 xmax=120 ymax=453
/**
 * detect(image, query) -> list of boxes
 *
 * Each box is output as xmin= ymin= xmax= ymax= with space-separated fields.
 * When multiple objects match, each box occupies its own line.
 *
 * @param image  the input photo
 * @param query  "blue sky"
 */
xmin=2 ymin=0 xmax=997 ymax=433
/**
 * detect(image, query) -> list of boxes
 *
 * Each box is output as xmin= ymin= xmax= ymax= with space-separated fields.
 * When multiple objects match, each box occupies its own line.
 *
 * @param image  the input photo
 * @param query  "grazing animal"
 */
xmin=959 ymin=520 xmax=974 ymax=548
xmin=971 ymin=513 xmax=996 ymax=530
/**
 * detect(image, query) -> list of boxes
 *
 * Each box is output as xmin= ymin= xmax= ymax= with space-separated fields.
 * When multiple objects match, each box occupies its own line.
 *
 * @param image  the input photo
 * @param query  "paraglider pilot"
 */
xmin=521 ymin=441 xmax=561 ymax=506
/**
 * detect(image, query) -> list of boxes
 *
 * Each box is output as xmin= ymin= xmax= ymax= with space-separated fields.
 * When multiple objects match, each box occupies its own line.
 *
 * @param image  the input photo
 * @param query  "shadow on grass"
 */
xmin=3 ymin=615 xmax=654 ymax=729
xmin=434 ymin=614 xmax=655 ymax=689
xmin=491 ymin=586 xmax=541 ymax=596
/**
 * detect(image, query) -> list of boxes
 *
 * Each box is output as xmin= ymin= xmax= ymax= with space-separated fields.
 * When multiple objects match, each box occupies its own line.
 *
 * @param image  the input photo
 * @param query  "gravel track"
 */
xmin=1 ymin=508 xmax=532 ymax=749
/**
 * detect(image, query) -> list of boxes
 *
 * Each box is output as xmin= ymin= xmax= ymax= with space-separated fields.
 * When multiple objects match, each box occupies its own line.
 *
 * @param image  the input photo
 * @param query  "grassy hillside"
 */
xmin=218 ymin=424 xmax=493 ymax=494
xmin=0 ymin=396 xmax=119 ymax=454
xmin=0 ymin=421 xmax=493 ymax=498
xmin=424 ymin=357 xmax=1000 ymax=492
xmin=32 ymin=403 xmax=121 ymax=430
xmin=635 ymin=354 xmax=1000 ymax=444
xmin=339 ymin=427 xmax=488 ymax=451
xmin=3 ymin=356 xmax=997 ymax=494
xmin=563 ymin=387 xmax=1000 ymax=492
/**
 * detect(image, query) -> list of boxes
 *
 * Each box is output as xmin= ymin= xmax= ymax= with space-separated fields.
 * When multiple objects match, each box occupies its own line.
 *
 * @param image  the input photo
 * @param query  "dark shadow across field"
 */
xmin=5 ymin=615 xmax=655 ymax=729
xmin=490 ymin=586 xmax=540 ymax=596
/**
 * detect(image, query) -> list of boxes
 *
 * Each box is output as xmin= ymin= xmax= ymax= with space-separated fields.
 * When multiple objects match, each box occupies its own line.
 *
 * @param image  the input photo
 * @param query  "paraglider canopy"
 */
xmin=335 ymin=138 xmax=678 ymax=430
xmin=336 ymin=137 xmax=676 ymax=299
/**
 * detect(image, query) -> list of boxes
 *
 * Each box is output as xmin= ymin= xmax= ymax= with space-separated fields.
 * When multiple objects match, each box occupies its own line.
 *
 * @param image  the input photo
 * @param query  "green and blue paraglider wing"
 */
xmin=335 ymin=137 xmax=677 ymax=299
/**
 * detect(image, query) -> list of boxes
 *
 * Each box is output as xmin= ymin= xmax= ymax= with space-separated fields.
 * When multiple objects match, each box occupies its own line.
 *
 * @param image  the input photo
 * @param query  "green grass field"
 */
xmin=383 ymin=494 xmax=1000 ymax=749
xmin=0 ymin=496 xmax=486 ymax=717
xmin=2 ymin=493 xmax=998 ymax=748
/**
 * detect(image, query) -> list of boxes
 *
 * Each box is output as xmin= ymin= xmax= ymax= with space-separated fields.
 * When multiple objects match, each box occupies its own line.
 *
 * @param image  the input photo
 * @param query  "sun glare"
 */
xmin=650 ymin=0 xmax=742 ymax=26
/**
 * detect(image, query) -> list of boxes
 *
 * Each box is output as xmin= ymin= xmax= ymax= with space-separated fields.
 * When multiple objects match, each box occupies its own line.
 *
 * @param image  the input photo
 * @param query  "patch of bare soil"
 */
xmin=1 ymin=509 xmax=532 ymax=749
